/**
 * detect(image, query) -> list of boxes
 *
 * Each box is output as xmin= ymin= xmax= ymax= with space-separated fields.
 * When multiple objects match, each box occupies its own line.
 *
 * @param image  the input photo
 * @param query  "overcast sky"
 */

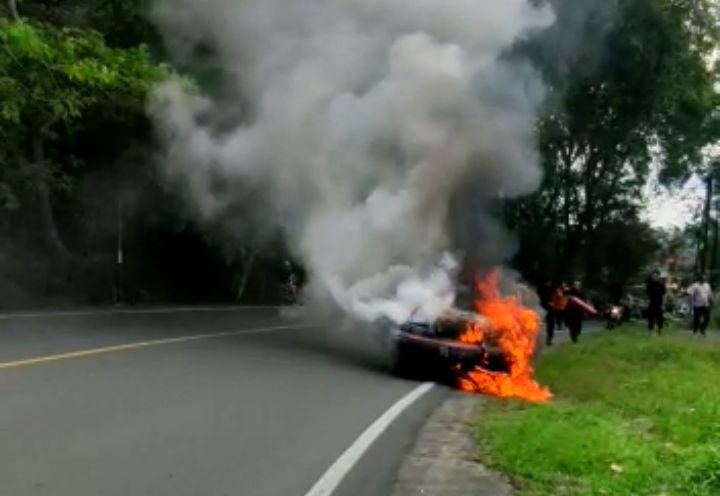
xmin=643 ymin=175 xmax=705 ymax=231
xmin=644 ymin=49 xmax=718 ymax=231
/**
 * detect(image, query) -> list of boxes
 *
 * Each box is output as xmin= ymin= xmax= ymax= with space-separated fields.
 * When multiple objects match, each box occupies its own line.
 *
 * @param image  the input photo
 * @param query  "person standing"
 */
xmin=548 ymin=283 xmax=568 ymax=345
xmin=564 ymin=281 xmax=584 ymax=343
xmin=645 ymin=270 xmax=666 ymax=334
xmin=688 ymin=274 xmax=713 ymax=336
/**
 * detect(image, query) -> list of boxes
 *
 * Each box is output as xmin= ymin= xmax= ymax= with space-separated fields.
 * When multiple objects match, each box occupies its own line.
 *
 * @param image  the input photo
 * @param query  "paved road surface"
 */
xmin=0 ymin=307 xmax=446 ymax=496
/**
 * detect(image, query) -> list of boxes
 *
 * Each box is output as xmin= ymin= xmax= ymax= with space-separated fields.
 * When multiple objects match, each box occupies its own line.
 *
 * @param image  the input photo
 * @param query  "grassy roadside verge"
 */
xmin=474 ymin=328 xmax=720 ymax=496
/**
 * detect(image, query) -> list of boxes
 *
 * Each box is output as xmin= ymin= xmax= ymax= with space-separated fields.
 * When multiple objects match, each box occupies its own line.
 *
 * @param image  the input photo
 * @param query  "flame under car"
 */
xmin=384 ymin=309 xmax=511 ymax=377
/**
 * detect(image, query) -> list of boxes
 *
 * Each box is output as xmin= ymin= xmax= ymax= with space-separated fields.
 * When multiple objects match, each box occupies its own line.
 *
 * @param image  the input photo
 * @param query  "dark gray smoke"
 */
xmin=149 ymin=0 xmax=555 ymax=324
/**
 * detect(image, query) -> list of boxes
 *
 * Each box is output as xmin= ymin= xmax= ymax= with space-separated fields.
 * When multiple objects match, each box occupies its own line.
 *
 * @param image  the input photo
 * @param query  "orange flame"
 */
xmin=457 ymin=270 xmax=552 ymax=403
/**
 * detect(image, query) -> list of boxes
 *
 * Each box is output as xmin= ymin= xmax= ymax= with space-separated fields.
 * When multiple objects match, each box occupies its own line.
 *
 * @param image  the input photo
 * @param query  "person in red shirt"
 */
xmin=542 ymin=281 xmax=568 ymax=346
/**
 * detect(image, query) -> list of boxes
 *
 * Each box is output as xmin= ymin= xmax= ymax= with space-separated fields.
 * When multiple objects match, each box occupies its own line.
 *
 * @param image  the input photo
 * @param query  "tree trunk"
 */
xmin=7 ymin=0 xmax=21 ymax=22
xmin=32 ymin=138 xmax=71 ymax=289
xmin=234 ymin=249 xmax=257 ymax=302
xmin=560 ymin=152 xmax=576 ymax=275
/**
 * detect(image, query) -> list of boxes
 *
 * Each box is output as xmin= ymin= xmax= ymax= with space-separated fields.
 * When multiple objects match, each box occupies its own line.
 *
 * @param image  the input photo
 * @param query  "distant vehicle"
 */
xmin=603 ymin=305 xmax=624 ymax=330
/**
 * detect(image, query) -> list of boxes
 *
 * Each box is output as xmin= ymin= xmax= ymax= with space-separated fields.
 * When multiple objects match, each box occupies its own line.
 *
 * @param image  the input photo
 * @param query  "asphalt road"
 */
xmin=0 ymin=307 xmax=446 ymax=496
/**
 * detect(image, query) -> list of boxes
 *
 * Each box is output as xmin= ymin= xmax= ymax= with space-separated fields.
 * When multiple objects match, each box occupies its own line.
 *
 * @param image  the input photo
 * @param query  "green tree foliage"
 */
xmin=0 ymin=10 xmax=170 ymax=301
xmin=14 ymin=0 xmax=158 ymax=48
xmin=0 ymin=0 xmax=718 ymax=307
xmin=1 ymin=2 xmax=288 ymax=308
xmin=0 ymin=20 xmax=167 ymax=144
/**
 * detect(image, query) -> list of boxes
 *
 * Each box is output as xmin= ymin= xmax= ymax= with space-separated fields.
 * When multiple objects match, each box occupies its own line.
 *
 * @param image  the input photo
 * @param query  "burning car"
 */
xmin=383 ymin=309 xmax=511 ymax=376
xmin=378 ymin=270 xmax=552 ymax=403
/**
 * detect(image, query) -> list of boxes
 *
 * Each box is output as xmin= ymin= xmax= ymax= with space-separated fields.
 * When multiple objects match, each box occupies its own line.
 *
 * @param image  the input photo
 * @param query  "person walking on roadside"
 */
xmin=688 ymin=274 xmax=712 ymax=336
xmin=564 ymin=280 xmax=584 ymax=343
xmin=548 ymin=282 xmax=568 ymax=346
xmin=645 ymin=269 xmax=666 ymax=334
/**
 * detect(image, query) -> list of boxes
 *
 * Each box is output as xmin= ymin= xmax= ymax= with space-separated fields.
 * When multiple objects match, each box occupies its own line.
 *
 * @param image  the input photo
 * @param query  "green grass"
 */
xmin=474 ymin=328 xmax=720 ymax=496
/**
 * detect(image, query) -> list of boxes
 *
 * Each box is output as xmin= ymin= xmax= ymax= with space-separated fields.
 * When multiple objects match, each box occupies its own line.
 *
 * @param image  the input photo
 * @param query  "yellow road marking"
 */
xmin=0 ymin=324 xmax=309 ymax=370
xmin=0 ymin=306 xmax=277 ymax=321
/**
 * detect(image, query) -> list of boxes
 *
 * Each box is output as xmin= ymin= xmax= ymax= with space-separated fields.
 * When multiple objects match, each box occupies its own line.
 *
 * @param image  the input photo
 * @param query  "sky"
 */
xmin=643 ymin=175 xmax=706 ymax=231
xmin=643 ymin=48 xmax=717 ymax=232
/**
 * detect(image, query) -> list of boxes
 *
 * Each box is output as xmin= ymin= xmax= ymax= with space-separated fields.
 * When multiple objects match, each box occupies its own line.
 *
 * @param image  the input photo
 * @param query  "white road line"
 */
xmin=0 ymin=306 xmax=280 ymax=321
xmin=0 ymin=324 xmax=310 ymax=369
xmin=304 ymin=382 xmax=435 ymax=496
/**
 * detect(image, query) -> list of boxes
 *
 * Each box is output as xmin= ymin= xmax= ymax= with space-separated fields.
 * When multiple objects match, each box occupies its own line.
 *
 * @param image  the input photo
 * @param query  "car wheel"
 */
xmin=389 ymin=351 xmax=413 ymax=377
xmin=384 ymin=335 xmax=418 ymax=378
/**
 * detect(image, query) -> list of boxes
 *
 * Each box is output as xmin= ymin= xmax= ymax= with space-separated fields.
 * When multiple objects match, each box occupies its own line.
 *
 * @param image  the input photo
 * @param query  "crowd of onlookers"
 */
xmin=540 ymin=271 xmax=715 ymax=345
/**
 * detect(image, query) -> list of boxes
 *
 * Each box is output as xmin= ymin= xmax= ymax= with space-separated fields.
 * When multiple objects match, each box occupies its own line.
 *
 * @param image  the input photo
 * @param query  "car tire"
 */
xmin=387 ymin=344 xmax=414 ymax=376
xmin=389 ymin=351 xmax=412 ymax=377
xmin=384 ymin=333 xmax=419 ymax=378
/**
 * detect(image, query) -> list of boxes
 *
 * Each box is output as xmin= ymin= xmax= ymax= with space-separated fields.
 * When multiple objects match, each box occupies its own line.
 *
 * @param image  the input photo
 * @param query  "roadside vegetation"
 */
xmin=0 ymin=0 xmax=717 ymax=309
xmin=475 ymin=327 xmax=720 ymax=496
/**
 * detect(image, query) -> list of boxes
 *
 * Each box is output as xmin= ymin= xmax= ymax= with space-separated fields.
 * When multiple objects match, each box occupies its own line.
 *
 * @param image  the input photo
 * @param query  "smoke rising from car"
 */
xmin=148 ymin=0 xmax=555 ymax=325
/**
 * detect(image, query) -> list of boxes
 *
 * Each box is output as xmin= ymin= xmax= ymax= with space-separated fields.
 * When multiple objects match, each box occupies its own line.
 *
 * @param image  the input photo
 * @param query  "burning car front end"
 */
xmin=382 ymin=309 xmax=510 ymax=378
xmin=375 ymin=270 xmax=551 ymax=403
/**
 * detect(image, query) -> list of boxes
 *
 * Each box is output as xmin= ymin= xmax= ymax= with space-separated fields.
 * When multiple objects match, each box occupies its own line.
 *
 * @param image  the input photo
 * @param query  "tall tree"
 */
xmin=0 ymin=13 xmax=169 ymax=289
xmin=17 ymin=0 xmax=158 ymax=48
xmin=510 ymin=0 xmax=720 ymax=291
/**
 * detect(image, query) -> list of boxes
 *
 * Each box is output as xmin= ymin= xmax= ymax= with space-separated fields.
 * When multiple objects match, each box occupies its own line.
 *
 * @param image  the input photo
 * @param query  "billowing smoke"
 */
xmin=149 ymin=0 xmax=555 ymax=326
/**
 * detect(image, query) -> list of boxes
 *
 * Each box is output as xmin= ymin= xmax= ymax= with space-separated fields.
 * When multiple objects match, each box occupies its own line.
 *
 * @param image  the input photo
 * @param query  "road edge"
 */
xmin=0 ymin=305 xmax=283 ymax=320
xmin=392 ymin=393 xmax=514 ymax=496
xmin=304 ymin=382 xmax=435 ymax=496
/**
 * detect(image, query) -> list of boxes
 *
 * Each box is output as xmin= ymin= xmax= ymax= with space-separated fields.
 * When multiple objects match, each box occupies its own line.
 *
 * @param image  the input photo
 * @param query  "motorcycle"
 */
xmin=604 ymin=305 xmax=624 ymax=330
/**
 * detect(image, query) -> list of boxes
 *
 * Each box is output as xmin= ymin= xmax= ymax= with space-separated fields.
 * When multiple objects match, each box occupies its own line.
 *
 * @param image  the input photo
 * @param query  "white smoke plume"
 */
xmin=149 ymin=0 xmax=555 ymax=325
